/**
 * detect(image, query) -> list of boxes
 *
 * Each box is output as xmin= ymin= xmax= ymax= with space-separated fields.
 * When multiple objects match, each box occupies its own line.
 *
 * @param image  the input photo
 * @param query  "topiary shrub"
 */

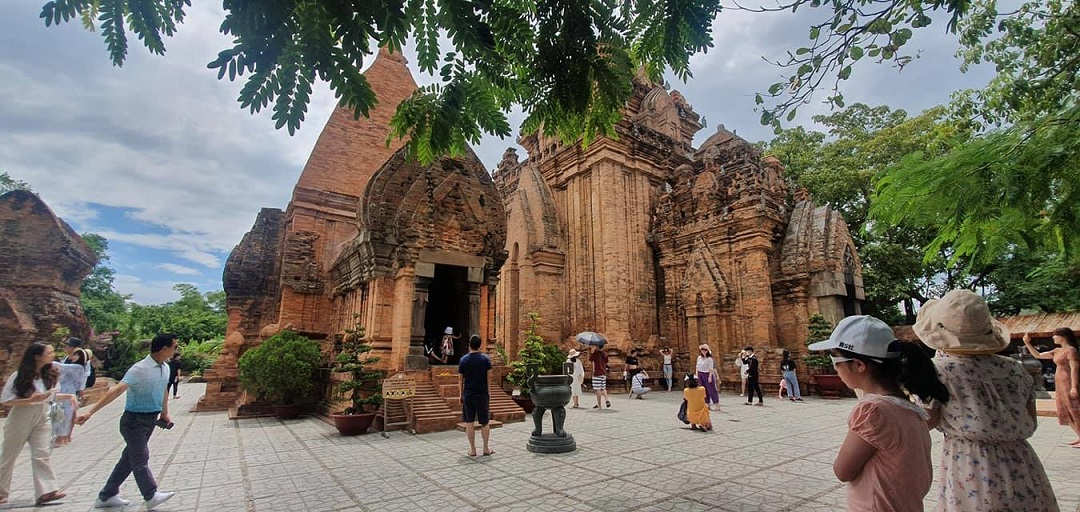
xmin=804 ymin=314 xmax=835 ymax=373
xmin=332 ymin=320 xmax=383 ymax=415
xmin=238 ymin=330 xmax=322 ymax=403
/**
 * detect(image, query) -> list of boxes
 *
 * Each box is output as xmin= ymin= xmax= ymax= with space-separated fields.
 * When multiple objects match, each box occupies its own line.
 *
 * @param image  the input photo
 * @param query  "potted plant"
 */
xmin=238 ymin=329 xmax=322 ymax=418
xmin=329 ymin=321 xmax=383 ymax=435
xmin=804 ymin=314 xmax=847 ymax=397
xmin=505 ymin=313 xmax=565 ymax=413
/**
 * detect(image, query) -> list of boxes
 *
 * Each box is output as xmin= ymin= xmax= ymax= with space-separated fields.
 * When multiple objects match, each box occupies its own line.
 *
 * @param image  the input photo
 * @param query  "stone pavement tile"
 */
xmin=789 ymin=499 xmax=843 ymax=511
xmin=729 ymin=487 xmax=805 ymax=510
xmin=347 ymin=475 xmax=427 ymax=504
xmin=253 ymin=494 xmax=314 ymax=512
xmin=420 ymin=460 xmax=507 ymax=488
xmin=715 ymin=496 xmax=787 ymax=512
xmin=454 ymin=475 xmax=552 ymax=507
xmin=372 ymin=489 xmax=478 ymax=511
xmin=585 ymin=455 xmax=661 ymax=477
xmin=518 ymin=464 xmax=597 ymax=490
xmin=622 ymin=446 xmax=699 ymax=466
xmin=633 ymin=497 xmax=718 ymax=512
xmin=682 ymin=480 xmax=756 ymax=504
xmin=770 ymin=458 xmax=834 ymax=479
xmin=622 ymin=467 xmax=718 ymax=493
xmin=487 ymin=495 xmax=600 ymax=512
xmin=4 ymin=384 xmax=1075 ymax=511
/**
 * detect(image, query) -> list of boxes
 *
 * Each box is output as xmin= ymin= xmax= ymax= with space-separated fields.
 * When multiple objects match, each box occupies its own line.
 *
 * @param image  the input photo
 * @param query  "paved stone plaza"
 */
xmin=1 ymin=383 xmax=1075 ymax=511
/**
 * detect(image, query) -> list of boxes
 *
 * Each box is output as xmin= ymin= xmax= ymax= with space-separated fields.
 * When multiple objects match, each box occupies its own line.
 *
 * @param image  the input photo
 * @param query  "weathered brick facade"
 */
xmin=204 ymin=58 xmax=863 ymax=411
xmin=0 ymin=190 xmax=96 ymax=381
xmin=493 ymin=78 xmax=863 ymax=364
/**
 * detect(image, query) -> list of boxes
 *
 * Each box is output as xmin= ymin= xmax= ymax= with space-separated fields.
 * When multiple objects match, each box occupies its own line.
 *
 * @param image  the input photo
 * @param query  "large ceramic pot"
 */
xmin=528 ymin=374 xmax=573 ymax=408
xmin=511 ymin=394 xmax=535 ymax=414
xmin=812 ymin=374 xmax=848 ymax=399
xmin=330 ymin=412 xmax=376 ymax=436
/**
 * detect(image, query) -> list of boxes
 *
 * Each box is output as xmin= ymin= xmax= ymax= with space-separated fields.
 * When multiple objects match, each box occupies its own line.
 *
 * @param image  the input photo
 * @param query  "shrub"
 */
xmin=804 ymin=314 xmax=835 ymax=371
xmin=506 ymin=313 xmax=565 ymax=397
xmin=238 ymin=330 xmax=322 ymax=403
xmin=332 ymin=321 xmax=383 ymax=415
xmin=179 ymin=337 xmax=223 ymax=376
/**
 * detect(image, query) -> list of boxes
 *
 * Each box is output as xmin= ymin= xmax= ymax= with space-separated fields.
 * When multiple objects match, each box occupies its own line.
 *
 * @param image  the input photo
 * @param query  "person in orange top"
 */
xmin=809 ymin=315 xmax=950 ymax=512
xmin=682 ymin=374 xmax=711 ymax=431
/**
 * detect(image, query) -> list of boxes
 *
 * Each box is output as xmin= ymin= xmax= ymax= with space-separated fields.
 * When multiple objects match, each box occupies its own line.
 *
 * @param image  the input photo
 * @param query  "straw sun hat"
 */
xmin=914 ymin=289 xmax=1009 ymax=354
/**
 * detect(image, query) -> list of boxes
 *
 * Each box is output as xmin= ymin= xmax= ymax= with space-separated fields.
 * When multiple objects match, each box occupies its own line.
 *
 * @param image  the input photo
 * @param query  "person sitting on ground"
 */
xmin=630 ymin=370 xmax=651 ymax=399
xmin=682 ymin=373 xmax=711 ymax=431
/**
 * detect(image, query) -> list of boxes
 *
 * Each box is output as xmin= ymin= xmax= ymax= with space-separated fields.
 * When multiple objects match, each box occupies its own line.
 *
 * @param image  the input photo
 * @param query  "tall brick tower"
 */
xmin=276 ymin=48 xmax=419 ymax=336
xmin=197 ymin=48 xmax=418 ymax=411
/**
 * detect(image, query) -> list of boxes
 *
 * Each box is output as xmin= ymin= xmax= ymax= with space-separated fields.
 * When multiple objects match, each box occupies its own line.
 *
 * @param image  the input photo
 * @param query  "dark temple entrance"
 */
xmin=424 ymin=264 xmax=470 ymax=364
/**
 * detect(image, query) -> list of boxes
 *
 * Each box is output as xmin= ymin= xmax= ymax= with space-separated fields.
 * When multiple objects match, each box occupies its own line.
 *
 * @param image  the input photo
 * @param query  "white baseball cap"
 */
xmin=807 ymin=315 xmax=900 ymax=361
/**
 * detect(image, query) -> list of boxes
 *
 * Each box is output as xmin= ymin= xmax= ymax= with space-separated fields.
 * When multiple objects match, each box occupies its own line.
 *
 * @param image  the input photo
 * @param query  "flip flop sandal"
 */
xmin=36 ymin=491 xmax=66 ymax=505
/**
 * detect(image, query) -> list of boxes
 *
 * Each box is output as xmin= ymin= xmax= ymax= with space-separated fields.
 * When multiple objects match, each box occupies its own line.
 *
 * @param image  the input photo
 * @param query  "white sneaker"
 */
xmin=94 ymin=495 xmax=131 ymax=508
xmin=144 ymin=491 xmax=175 ymax=510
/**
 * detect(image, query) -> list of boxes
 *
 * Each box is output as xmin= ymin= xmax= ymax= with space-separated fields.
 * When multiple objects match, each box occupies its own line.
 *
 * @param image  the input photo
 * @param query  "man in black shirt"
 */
xmin=458 ymin=335 xmax=493 ymax=456
xmin=741 ymin=346 xmax=764 ymax=406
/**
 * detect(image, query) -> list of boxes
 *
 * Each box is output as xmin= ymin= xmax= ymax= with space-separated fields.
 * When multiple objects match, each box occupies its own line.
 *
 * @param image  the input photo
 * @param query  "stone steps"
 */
xmin=407 ymin=366 xmax=526 ymax=433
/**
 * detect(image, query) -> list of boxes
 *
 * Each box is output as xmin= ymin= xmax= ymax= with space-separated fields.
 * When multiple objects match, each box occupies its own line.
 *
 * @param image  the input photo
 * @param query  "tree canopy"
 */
xmin=753 ymin=0 xmax=1079 ymax=132
xmin=0 ymin=172 xmax=31 ymax=195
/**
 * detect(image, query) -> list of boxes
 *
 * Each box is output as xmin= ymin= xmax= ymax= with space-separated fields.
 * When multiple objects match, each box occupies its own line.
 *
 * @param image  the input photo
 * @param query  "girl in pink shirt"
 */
xmin=809 ymin=315 xmax=950 ymax=512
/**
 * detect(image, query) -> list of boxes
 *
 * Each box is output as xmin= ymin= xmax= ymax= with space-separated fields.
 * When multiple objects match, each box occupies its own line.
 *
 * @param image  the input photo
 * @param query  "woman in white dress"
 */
xmin=568 ymin=349 xmax=585 ymax=408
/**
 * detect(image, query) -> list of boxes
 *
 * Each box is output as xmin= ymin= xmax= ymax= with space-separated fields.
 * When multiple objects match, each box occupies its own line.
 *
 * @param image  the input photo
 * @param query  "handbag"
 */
xmin=49 ymin=400 xmax=65 ymax=423
xmin=677 ymin=399 xmax=689 ymax=424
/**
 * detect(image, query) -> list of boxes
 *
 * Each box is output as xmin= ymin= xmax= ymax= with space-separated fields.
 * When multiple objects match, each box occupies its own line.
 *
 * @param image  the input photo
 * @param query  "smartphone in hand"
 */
xmin=154 ymin=419 xmax=174 ymax=430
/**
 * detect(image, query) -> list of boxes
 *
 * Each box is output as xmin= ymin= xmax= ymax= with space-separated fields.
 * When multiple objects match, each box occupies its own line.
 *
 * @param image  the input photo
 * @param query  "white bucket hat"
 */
xmin=914 ymin=289 xmax=1009 ymax=354
xmin=808 ymin=315 xmax=900 ymax=361
xmin=444 ymin=326 xmax=454 ymax=335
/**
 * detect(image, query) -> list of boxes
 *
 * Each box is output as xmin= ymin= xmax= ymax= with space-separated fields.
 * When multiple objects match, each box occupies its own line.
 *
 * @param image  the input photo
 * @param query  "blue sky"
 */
xmin=0 ymin=1 xmax=995 ymax=304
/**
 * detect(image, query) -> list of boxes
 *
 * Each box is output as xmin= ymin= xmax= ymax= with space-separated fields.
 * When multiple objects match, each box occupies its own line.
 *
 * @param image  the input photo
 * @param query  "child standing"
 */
xmin=920 ymin=290 xmax=1059 ymax=511
xmin=809 ymin=315 xmax=949 ymax=512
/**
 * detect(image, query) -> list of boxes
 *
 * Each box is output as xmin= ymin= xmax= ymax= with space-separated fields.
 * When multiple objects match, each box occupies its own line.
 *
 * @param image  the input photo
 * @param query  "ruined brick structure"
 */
xmin=0 ymin=190 xmax=96 ymax=381
xmin=198 ymin=49 xmax=507 ymax=411
xmin=202 ymin=55 xmax=862 ymax=412
xmin=492 ymin=78 xmax=863 ymax=363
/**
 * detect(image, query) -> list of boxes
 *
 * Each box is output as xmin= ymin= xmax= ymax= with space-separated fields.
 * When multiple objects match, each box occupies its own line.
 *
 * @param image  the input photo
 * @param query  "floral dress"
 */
xmin=52 ymin=361 xmax=87 ymax=439
xmin=929 ymin=353 xmax=1058 ymax=511
xmin=1052 ymin=346 xmax=1080 ymax=427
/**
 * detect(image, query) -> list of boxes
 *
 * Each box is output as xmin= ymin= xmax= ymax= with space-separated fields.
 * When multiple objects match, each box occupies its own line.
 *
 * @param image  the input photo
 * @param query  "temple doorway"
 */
xmin=424 ymin=264 xmax=470 ymax=364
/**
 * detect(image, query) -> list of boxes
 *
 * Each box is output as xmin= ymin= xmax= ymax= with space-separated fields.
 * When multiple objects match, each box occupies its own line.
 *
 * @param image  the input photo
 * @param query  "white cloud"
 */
xmin=113 ymin=274 xmax=183 ymax=305
xmin=157 ymin=263 xmax=202 ymax=276
xmin=1 ymin=1 xmax=997 ymax=303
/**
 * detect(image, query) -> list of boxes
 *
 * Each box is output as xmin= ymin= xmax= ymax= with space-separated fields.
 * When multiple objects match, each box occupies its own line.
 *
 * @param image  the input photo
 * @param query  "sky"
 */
xmin=0 ymin=1 xmax=997 ymax=305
